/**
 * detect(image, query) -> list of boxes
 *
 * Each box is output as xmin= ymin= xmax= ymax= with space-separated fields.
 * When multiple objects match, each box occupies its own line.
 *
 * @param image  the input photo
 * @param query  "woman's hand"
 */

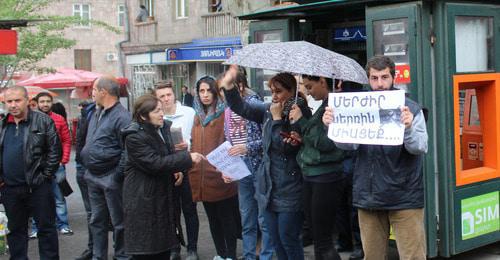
xmin=219 ymin=65 xmax=238 ymax=90
xmin=270 ymin=102 xmax=283 ymax=120
xmin=175 ymin=141 xmax=188 ymax=151
xmin=322 ymin=106 xmax=334 ymax=126
xmin=228 ymin=144 xmax=247 ymax=156
xmin=173 ymin=172 xmax=183 ymax=186
xmin=222 ymin=174 xmax=234 ymax=184
xmin=190 ymin=152 xmax=205 ymax=164
xmin=283 ymin=131 xmax=302 ymax=146
xmin=288 ymin=104 xmax=302 ymax=123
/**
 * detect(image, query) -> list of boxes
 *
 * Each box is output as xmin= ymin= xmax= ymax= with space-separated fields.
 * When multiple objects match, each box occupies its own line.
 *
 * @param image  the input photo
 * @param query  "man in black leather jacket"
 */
xmin=0 ymin=86 xmax=62 ymax=260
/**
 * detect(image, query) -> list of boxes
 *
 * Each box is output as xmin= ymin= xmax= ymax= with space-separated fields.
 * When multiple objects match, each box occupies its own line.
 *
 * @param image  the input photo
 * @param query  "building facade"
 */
xmin=121 ymin=0 xmax=273 ymax=101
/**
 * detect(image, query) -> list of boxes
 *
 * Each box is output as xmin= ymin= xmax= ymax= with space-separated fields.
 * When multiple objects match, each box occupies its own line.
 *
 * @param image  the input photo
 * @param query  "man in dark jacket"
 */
xmin=180 ymin=85 xmax=194 ymax=107
xmin=0 ymin=86 xmax=62 ymax=260
xmin=80 ymin=77 xmax=131 ymax=260
xmin=74 ymin=100 xmax=96 ymax=260
xmin=323 ymin=56 xmax=428 ymax=260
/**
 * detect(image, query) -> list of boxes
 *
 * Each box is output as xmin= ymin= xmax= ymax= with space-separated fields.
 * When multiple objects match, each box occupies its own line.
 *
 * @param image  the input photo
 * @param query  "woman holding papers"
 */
xmin=220 ymin=68 xmax=274 ymax=260
xmin=189 ymin=76 xmax=240 ymax=260
xmin=121 ymin=95 xmax=204 ymax=259
xmin=288 ymin=76 xmax=346 ymax=260
xmin=220 ymin=67 xmax=312 ymax=260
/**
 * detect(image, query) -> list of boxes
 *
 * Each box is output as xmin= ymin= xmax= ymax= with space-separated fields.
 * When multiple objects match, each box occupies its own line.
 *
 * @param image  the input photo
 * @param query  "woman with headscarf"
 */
xmin=189 ymin=76 xmax=241 ymax=260
xmin=220 ymin=67 xmax=312 ymax=260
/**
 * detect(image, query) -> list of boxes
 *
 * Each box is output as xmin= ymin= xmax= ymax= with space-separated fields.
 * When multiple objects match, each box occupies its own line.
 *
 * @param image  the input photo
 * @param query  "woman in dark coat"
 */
xmin=122 ymin=95 xmax=204 ymax=260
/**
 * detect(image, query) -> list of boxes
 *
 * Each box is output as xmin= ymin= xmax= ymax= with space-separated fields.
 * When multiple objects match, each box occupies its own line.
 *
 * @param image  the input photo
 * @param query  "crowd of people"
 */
xmin=0 ymin=55 xmax=428 ymax=260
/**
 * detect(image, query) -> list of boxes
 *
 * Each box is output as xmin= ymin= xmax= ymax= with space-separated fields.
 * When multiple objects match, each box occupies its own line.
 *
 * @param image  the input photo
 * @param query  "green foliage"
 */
xmin=0 ymin=0 xmax=120 ymax=87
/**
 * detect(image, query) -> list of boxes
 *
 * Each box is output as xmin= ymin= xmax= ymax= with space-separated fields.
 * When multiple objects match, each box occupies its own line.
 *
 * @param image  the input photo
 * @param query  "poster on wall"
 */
xmin=327 ymin=90 xmax=405 ymax=145
xmin=461 ymin=191 xmax=500 ymax=240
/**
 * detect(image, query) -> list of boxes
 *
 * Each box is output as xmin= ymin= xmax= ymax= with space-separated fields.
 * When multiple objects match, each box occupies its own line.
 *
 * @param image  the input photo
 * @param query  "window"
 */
xmin=118 ymin=4 xmax=126 ymax=26
xmin=73 ymin=4 xmax=91 ymax=27
xmin=74 ymin=49 xmax=92 ymax=71
xmin=176 ymin=0 xmax=188 ymax=19
xmin=455 ymin=16 xmax=494 ymax=73
xmin=140 ymin=0 xmax=154 ymax=17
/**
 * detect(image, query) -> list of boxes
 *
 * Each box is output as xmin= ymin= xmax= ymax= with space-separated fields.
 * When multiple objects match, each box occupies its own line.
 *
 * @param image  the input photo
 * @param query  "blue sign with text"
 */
xmin=166 ymin=46 xmax=241 ymax=62
xmin=334 ymin=26 xmax=366 ymax=42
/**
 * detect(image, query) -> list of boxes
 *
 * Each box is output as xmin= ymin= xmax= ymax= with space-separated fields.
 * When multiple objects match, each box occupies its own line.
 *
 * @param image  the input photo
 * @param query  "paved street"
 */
xmin=0 ymin=157 xmax=498 ymax=259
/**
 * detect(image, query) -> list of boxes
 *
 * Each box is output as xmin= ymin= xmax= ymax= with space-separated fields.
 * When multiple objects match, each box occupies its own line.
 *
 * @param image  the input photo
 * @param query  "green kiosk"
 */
xmin=239 ymin=0 xmax=500 ymax=257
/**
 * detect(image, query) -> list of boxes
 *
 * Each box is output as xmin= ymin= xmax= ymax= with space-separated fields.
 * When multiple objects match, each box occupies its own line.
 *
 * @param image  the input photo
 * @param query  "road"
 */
xmin=0 ymin=158 xmax=498 ymax=259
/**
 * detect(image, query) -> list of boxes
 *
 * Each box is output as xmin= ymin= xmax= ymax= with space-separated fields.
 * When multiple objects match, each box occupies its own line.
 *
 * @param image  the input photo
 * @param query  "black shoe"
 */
xmin=75 ymin=249 xmax=92 ymax=260
xmin=335 ymin=244 xmax=353 ymax=252
xmin=349 ymin=248 xmax=364 ymax=260
xmin=170 ymin=251 xmax=181 ymax=260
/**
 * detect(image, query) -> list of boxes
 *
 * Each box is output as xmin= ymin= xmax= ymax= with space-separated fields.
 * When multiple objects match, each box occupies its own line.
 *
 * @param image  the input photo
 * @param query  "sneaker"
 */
xmin=186 ymin=251 xmax=199 ymax=260
xmin=59 ymin=227 xmax=74 ymax=235
xmin=213 ymin=256 xmax=225 ymax=260
xmin=170 ymin=251 xmax=181 ymax=260
xmin=29 ymin=231 xmax=37 ymax=239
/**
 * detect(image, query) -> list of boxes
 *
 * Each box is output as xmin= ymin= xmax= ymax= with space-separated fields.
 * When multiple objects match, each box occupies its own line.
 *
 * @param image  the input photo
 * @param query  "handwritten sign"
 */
xmin=206 ymin=141 xmax=251 ymax=181
xmin=328 ymin=90 xmax=405 ymax=145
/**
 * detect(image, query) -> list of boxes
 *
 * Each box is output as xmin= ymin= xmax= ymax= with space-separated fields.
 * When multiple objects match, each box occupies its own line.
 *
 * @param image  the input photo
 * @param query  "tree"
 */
xmin=0 ymin=0 xmax=119 ymax=88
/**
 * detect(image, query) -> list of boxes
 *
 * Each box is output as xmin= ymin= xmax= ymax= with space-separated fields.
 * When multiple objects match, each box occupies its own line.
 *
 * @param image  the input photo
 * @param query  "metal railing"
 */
xmin=131 ymin=20 xmax=158 ymax=44
xmin=202 ymin=11 xmax=247 ymax=37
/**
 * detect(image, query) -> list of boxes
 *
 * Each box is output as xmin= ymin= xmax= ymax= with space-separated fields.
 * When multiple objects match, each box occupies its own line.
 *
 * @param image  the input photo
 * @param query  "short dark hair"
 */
xmin=140 ymin=5 xmax=146 ymax=9
xmin=269 ymin=73 xmax=297 ymax=93
xmin=196 ymin=76 xmax=219 ymax=105
xmin=96 ymin=77 xmax=121 ymax=98
xmin=302 ymin=75 xmax=335 ymax=92
xmin=132 ymin=95 xmax=160 ymax=124
xmin=365 ymin=55 xmax=396 ymax=78
xmin=6 ymin=86 xmax=29 ymax=100
xmin=34 ymin=92 xmax=53 ymax=102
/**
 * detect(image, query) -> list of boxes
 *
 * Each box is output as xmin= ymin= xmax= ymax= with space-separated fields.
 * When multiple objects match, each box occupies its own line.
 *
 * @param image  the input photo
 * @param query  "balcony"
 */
xmin=131 ymin=20 xmax=158 ymax=44
xmin=202 ymin=12 xmax=247 ymax=37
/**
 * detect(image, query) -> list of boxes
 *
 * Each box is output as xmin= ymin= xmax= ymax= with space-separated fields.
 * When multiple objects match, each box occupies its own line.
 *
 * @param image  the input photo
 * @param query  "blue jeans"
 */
xmin=32 ymin=165 xmax=70 ymax=232
xmin=238 ymin=174 xmax=274 ymax=260
xmin=263 ymin=209 xmax=304 ymax=260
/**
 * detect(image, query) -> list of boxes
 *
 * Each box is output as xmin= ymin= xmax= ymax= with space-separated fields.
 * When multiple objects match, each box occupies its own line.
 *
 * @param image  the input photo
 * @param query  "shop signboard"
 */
xmin=166 ymin=46 xmax=241 ymax=62
xmin=461 ymin=191 xmax=499 ymax=240
xmin=333 ymin=26 xmax=366 ymax=42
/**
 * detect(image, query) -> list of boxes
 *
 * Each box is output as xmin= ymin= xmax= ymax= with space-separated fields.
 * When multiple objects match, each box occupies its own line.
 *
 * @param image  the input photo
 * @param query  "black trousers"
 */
xmin=2 ymin=181 xmax=59 ymax=260
xmin=202 ymin=195 xmax=240 ymax=259
xmin=172 ymin=175 xmax=199 ymax=252
xmin=303 ymin=179 xmax=345 ymax=260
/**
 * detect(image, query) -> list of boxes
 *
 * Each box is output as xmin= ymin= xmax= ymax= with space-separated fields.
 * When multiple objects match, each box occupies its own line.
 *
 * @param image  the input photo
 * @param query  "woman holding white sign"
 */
xmin=189 ymin=76 xmax=241 ymax=260
xmin=220 ymin=67 xmax=312 ymax=260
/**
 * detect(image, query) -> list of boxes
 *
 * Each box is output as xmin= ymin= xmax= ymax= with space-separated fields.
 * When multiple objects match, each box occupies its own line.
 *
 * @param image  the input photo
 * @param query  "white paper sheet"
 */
xmin=206 ymin=141 xmax=251 ymax=181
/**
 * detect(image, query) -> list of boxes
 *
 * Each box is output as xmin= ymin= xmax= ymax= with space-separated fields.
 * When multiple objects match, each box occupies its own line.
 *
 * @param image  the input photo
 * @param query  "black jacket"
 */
xmin=80 ymin=102 xmax=131 ymax=176
xmin=0 ymin=110 xmax=62 ymax=186
xmin=122 ymin=121 xmax=192 ymax=254
xmin=75 ymin=102 xmax=96 ymax=164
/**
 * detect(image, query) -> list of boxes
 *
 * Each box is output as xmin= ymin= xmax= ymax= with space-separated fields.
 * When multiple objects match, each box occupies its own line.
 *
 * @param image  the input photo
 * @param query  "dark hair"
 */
xmin=151 ymin=81 xmax=174 ymax=97
xmin=269 ymin=73 xmax=297 ymax=93
xmin=181 ymin=85 xmax=188 ymax=90
xmin=132 ymin=95 xmax=160 ymax=124
xmin=301 ymin=75 xmax=336 ymax=92
xmin=96 ymin=77 xmax=121 ymax=98
xmin=34 ymin=92 xmax=53 ymax=102
xmin=52 ymin=102 xmax=67 ymax=120
xmin=196 ymin=76 xmax=219 ymax=105
xmin=365 ymin=55 xmax=395 ymax=78
xmin=140 ymin=5 xmax=146 ymax=9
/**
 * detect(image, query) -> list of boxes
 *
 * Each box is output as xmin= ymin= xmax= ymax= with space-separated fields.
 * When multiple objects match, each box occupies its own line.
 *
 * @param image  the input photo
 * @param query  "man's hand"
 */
xmin=283 ymin=131 xmax=302 ymax=146
xmin=228 ymin=144 xmax=247 ymax=156
xmin=175 ymin=141 xmax=188 ymax=151
xmin=174 ymin=172 xmax=183 ymax=186
xmin=322 ymin=106 xmax=334 ymax=126
xmin=218 ymin=65 xmax=238 ymax=90
xmin=400 ymin=106 xmax=414 ymax=129
xmin=270 ymin=102 xmax=283 ymax=120
xmin=190 ymin=152 xmax=205 ymax=164
xmin=288 ymin=104 xmax=303 ymax=124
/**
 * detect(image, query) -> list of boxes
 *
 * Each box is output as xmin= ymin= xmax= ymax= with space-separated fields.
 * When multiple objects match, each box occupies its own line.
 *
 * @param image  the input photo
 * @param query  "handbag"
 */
xmin=57 ymin=178 xmax=73 ymax=197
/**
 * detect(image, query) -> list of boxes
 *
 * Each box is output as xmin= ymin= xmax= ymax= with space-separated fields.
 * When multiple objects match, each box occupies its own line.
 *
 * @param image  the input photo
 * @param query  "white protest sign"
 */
xmin=327 ymin=90 xmax=405 ymax=145
xmin=206 ymin=141 xmax=251 ymax=181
